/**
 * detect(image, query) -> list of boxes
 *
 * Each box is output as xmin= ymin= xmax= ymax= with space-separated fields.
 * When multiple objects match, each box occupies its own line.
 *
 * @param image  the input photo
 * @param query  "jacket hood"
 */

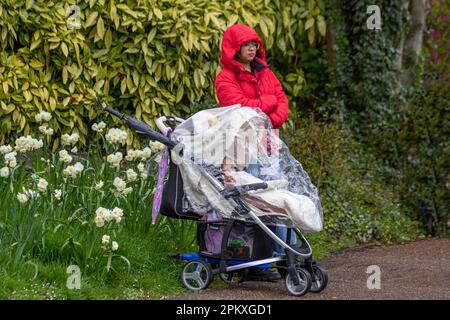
xmin=220 ymin=24 xmax=268 ymax=72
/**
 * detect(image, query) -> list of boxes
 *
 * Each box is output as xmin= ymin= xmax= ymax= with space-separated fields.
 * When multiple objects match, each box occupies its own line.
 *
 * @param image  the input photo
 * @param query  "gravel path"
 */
xmin=171 ymin=238 xmax=450 ymax=300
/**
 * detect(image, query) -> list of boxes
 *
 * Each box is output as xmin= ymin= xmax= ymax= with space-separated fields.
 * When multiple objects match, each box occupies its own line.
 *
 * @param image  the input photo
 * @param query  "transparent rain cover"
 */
xmin=170 ymin=105 xmax=323 ymax=232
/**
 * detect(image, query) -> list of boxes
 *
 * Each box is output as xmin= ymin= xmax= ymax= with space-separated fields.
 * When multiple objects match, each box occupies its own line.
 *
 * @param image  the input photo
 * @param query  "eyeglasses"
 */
xmin=242 ymin=42 xmax=259 ymax=50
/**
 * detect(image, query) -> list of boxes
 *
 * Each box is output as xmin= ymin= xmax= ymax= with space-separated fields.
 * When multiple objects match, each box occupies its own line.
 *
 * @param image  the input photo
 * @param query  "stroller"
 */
xmin=101 ymin=100 xmax=328 ymax=297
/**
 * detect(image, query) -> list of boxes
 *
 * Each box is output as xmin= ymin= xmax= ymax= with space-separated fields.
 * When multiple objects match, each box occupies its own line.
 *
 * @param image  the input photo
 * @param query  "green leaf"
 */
xmin=154 ymin=97 xmax=168 ymax=106
xmin=305 ymin=18 xmax=315 ymax=30
xmin=282 ymin=9 xmax=290 ymax=28
xmin=176 ymin=86 xmax=184 ymax=103
xmin=307 ymin=28 xmax=315 ymax=45
xmin=85 ymin=11 xmax=98 ymax=28
xmin=259 ymin=19 xmax=269 ymax=38
xmin=62 ymin=67 xmax=68 ymax=84
xmin=30 ymin=38 xmax=42 ymax=51
xmin=147 ymin=28 xmax=157 ymax=43
xmin=97 ymin=16 xmax=105 ymax=39
xmin=61 ymin=42 xmax=69 ymax=57
xmin=153 ymin=8 xmax=163 ymax=20
xmin=105 ymin=29 xmax=112 ymax=48
xmin=2 ymin=81 xmax=8 ymax=94
xmin=29 ymin=59 xmax=44 ymax=69
xmin=49 ymin=97 xmax=56 ymax=111
xmin=317 ymin=16 xmax=326 ymax=37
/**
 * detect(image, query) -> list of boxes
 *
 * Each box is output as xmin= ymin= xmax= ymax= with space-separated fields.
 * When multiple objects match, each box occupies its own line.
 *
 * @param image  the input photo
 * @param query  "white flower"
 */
xmin=74 ymin=162 xmax=84 ymax=171
xmin=5 ymin=151 xmax=17 ymax=161
xmin=94 ymin=207 xmax=123 ymax=227
xmin=137 ymin=162 xmax=145 ymax=173
xmin=141 ymin=172 xmax=148 ymax=179
xmin=37 ymin=178 xmax=48 ymax=192
xmin=126 ymin=169 xmax=138 ymax=182
xmin=142 ymin=147 xmax=152 ymax=159
xmin=14 ymin=136 xmax=43 ymax=153
xmin=125 ymin=149 xmax=138 ymax=161
xmin=17 ymin=188 xmax=39 ymax=203
xmin=101 ymin=235 xmax=110 ymax=245
xmin=111 ymin=207 xmax=124 ymax=223
xmin=4 ymin=151 xmax=17 ymax=168
xmin=126 ymin=148 xmax=152 ymax=161
xmin=105 ymin=128 xmax=128 ymax=145
xmin=54 ymin=189 xmax=62 ymax=200
xmin=0 ymin=167 xmax=9 ymax=177
xmin=113 ymin=177 xmax=126 ymax=192
xmin=39 ymin=125 xmax=54 ymax=136
xmin=121 ymin=187 xmax=133 ymax=196
xmin=17 ymin=193 xmax=29 ymax=203
xmin=94 ymin=207 xmax=111 ymax=227
xmin=59 ymin=150 xmax=73 ymax=163
xmin=94 ymin=181 xmax=104 ymax=190
xmin=111 ymin=241 xmax=119 ymax=251
xmin=92 ymin=121 xmax=106 ymax=133
xmin=0 ymin=145 xmax=13 ymax=154
xmin=61 ymin=133 xmax=79 ymax=146
xmin=149 ymin=141 xmax=165 ymax=153
xmin=94 ymin=215 xmax=105 ymax=228
xmin=35 ymin=111 xmax=52 ymax=123
xmin=63 ymin=162 xmax=84 ymax=178
xmin=107 ymin=152 xmax=123 ymax=168
xmin=8 ymin=158 xmax=17 ymax=168
xmin=71 ymin=147 xmax=78 ymax=154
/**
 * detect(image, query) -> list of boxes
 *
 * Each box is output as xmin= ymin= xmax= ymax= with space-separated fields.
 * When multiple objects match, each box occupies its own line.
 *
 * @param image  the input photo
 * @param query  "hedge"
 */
xmin=0 ymin=0 xmax=326 ymax=150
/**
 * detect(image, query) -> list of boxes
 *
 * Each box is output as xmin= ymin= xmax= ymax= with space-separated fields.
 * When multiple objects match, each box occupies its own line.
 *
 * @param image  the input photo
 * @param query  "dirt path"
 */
xmin=171 ymin=238 xmax=450 ymax=300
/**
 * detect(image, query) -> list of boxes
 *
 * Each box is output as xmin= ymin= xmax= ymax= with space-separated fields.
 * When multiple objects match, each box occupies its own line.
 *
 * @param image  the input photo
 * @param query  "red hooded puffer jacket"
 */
xmin=215 ymin=24 xmax=289 ymax=129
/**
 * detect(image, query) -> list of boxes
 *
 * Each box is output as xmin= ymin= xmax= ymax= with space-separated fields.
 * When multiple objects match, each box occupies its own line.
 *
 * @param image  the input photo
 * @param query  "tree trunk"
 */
xmin=401 ymin=0 xmax=428 ymax=86
xmin=394 ymin=0 xmax=411 ymax=71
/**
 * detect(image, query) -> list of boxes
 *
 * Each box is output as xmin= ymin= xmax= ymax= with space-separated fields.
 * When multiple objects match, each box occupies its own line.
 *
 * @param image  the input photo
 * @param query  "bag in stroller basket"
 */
xmin=197 ymin=218 xmax=273 ymax=260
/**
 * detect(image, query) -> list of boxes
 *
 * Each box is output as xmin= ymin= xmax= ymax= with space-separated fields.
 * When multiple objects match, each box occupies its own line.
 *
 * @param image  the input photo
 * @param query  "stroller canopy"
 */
xmin=170 ymin=105 xmax=323 ymax=232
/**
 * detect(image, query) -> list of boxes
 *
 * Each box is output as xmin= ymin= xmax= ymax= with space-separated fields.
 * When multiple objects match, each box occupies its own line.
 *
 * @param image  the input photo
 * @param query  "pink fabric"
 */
xmin=151 ymin=129 xmax=172 ymax=224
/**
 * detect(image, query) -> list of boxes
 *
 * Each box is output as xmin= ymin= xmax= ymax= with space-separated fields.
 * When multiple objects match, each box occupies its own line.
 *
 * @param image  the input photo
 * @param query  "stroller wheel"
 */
xmin=181 ymin=260 xmax=213 ymax=292
xmin=285 ymin=267 xmax=312 ymax=297
xmin=309 ymin=265 xmax=328 ymax=293
xmin=219 ymin=269 xmax=248 ymax=284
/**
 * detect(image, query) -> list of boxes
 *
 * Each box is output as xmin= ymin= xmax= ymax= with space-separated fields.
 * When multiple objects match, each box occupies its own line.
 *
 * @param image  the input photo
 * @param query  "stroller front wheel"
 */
xmin=285 ymin=267 xmax=312 ymax=297
xmin=308 ymin=265 xmax=328 ymax=293
xmin=181 ymin=260 xmax=213 ymax=292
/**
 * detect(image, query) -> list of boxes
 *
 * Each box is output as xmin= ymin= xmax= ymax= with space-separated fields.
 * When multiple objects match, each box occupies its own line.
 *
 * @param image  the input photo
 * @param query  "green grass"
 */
xmin=0 ymin=228 xmax=197 ymax=299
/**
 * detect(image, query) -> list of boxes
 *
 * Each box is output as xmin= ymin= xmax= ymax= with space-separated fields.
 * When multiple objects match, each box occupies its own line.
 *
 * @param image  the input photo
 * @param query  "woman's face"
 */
xmin=237 ymin=41 xmax=259 ymax=64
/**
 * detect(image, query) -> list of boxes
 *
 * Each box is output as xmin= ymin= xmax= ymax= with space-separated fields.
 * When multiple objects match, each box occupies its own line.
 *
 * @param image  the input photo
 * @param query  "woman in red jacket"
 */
xmin=215 ymin=23 xmax=289 ymax=129
xmin=215 ymin=24 xmax=293 ymax=282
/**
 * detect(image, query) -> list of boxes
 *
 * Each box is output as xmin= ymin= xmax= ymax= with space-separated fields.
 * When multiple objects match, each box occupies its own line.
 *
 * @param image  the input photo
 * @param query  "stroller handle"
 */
xmin=101 ymin=105 xmax=177 ymax=148
xmin=156 ymin=116 xmax=184 ymax=134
